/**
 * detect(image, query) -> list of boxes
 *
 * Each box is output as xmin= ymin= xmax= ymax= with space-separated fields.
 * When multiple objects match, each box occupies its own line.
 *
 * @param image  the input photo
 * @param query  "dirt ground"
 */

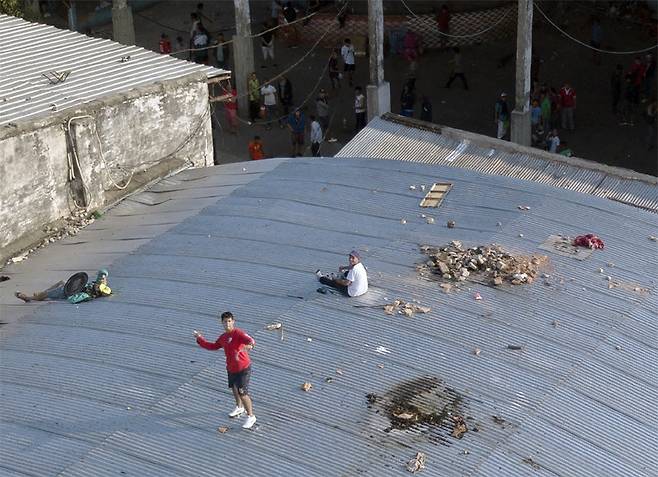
xmin=45 ymin=1 xmax=658 ymax=175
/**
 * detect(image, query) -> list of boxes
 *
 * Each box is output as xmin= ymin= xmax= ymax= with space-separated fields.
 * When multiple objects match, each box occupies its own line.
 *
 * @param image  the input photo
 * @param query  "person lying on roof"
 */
xmin=315 ymin=250 xmax=368 ymax=297
xmin=15 ymin=269 xmax=112 ymax=303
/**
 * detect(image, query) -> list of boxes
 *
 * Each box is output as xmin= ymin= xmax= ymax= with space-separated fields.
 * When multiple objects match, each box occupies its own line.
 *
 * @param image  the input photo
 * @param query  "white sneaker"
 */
xmin=242 ymin=415 xmax=257 ymax=429
xmin=228 ymin=406 xmax=245 ymax=418
xmin=315 ymin=269 xmax=323 ymax=278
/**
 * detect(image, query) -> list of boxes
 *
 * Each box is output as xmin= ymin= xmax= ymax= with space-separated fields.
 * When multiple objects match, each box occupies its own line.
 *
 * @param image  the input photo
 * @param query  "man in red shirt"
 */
xmin=248 ymin=135 xmax=266 ymax=160
xmin=194 ymin=311 xmax=257 ymax=429
xmin=559 ymin=82 xmax=577 ymax=131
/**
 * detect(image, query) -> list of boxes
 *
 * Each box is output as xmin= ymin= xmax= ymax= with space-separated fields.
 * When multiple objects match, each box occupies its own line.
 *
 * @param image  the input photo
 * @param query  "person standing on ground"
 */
xmin=159 ymin=33 xmax=172 ymax=54
xmin=225 ymin=87 xmax=238 ymax=134
xmin=260 ymin=21 xmax=277 ymax=68
xmin=341 ymin=38 xmax=356 ymax=87
xmin=316 ymin=88 xmax=332 ymax=138
xmin=315 ymin=250 xmax=368 ymax=297
xmin=214 ymin=32 xmax=230 ymax=69
xmin=354 ymin=86 xmax=366 ymax=131
xmin=546 ymin=129 xmax=560 ymax=153
xmin=283 ymin=2 xmax=299 ymax=47
xmin=540 ymin=90 xmax=551 ymax=130
xmin=643 ymin=54 xmax=656 ymax=100
xmin=611 ymin=64 xmax=624 ymax=116
xmin=400 ymin=84 xmax=415 ymax=117
xmin=590 ymin=16 xmax=602 ymax=65
xmin=531 ymin=99 xmax=542 ymax=130
xmin=444 ymin=47 xmax=468 ymax=90
xmin=436 ymin=4 xmax=450 ymax=50
xmin=248 ymin=135 xmax=266 ymax=160
xmin=629 ymin=57 xmax=645 ymax=105
xmin=420 ymin=95 xmax=433 ymax=122
xmin=494 ymin=92 xmax=510 ymax=140
xmin=260 ymin=81 xmax=278 ymax=130
xmin=194 ymin=312 xmax=257 ymax=430
xmin=328 ymin=49 xmax=341 ymax=90
xmin=192 ymin=23 xmax=210 ymax=64
xmin=248 ymin=72 xmax=261 ymax=124
xmin=619 ymin=74 xmax=636 ymax=126
xmin=559 ymin=82 xmax=576 ymax=131
xmin=310 ymin=115 xmax=323 ymax=157
xmin=644 ymin=98 xmax=656 ymax=150
xmin=287 ymin=109 xmax=306 ymax=156
xmin=278 ymin=76 xmax=293 ymax=128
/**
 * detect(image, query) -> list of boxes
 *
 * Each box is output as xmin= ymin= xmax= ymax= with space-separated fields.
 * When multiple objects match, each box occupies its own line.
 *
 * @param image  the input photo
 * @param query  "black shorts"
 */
xmin=344 ymin=63 xmax=355 ymax=72
xmin=227 ymin=366 xmax=251 ymax=395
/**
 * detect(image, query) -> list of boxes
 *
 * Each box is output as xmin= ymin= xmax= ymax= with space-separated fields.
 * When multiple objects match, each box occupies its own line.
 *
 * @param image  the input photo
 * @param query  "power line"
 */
xmin=535 ymin=3 xmax=657 ymax=55
xmin=399 ymin=0 xmax=513 ymax=39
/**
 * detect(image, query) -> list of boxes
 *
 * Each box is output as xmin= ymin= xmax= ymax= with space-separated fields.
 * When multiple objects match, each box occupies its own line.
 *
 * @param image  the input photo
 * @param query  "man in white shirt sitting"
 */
xmin=316 ymin=250 xmax=368 ymax=297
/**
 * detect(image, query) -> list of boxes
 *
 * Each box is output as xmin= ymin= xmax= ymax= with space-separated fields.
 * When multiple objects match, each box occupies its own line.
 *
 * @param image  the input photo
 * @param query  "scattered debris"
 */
xmin=10 ymin=255 xmax=27 ymax=263
xmin=439 ymin=283 xmax=454 ymax=293
xmin=301 ymin=382 xmax=313 ymax=392
xmin=366 ymin=393 xmax=378 ymax=404
xmin=607 ymin=279 xmax=649 ymax=294
xmin=420 ymin=185 xmax=426 ymax=191
xmin=306 ymin=337 xmax=313 ymax=342
xmin=418 ymin=242 xmax=548 ymax=287
xmin=325 ymin=377 xmax=334 ymax=383
xmin=382 ymin=299 xmax=431 ymax=317
xmin=265 ymin=322 xmax=282 ymax=330
xmin=451 ymin=415 xmax=468 ymax=439
xmin=461 ymin=449 xmax=470 ymax=455
xmin=522 ymin=457 xmax=541 ymax=470
xmin=394 ymin=411 xmax=416 ymax=421
xmin=517 ymin=205 xmax=531 ymax=211
xmin=472 ymin=347 xmax=481 ymax=356
xmin=518 ymin=233 xmax=524 ymax=238
xmin=0 ymin=276 xmax=10 ymax=282
xmin=573 ymin=234 xmax=604 ymax=249
xmin=496 ymin=221 xmax=502 ymax=226
xmin=447 ymin=220 xmax=456 ymax=228
xmin=615 ymin=345 xmax=622 ymax=351
xmin=377 ymin=364 xmax=385 ymax=369
xmin=551 ymin=320 xmax=560 ymax=327
xmin=217 ymin=426 xmax=229 ymax=433
xmin=473 ymin=292 xmax=482 ymax=301
xmin=507 ymin=345 xmax=523 ymax=351
xmin=491 ymin=415 xmax=507 ymax=426
xmin=409 ymin=185 xmax=417 ymax=190
xmin=400 ymin=218 xmax=407 ymax=224
xmin=336 ymin=369 xmax=344 ymax=375
xmin=406 ymin=452 xmax=426 ymax=473
xmin=375 ymin=346 xmax=390 ymax=354
xmin=426 ymin=217 xmax=435 ymax=224
xmin=650 ymin=236 xmax=657 ymax=242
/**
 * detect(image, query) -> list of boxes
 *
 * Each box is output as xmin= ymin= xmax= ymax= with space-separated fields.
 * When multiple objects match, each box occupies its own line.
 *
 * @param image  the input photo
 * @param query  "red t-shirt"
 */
xmin=559 ymin=87 xmax=576 ymax=108
xmin=249 ymin=141 xmax=265 ymax=160
xmin=197 ymin=328 xmax=255 ymax=373
xmin=159 ymin=38 xmax=172 ymax=54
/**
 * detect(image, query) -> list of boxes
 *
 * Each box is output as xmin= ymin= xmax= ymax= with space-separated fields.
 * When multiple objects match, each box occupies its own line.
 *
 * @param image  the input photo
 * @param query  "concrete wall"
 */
xmin=0 ymin=73 xmax=213 ymax=261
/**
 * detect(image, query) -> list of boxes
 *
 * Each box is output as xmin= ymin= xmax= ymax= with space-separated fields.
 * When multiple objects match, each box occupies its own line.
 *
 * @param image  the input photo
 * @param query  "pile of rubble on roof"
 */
xmin=418 ymin=241 xmax=549 ymax=286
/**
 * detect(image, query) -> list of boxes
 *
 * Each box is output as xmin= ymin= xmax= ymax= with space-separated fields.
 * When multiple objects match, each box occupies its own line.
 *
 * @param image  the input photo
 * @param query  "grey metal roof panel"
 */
xmin=337 ymin=116 xmax=658 ymax=213
xmin=1 ymin=157 xmax=657 ymax=476
xmin=0 ymin=15 xmax=228 ymax=126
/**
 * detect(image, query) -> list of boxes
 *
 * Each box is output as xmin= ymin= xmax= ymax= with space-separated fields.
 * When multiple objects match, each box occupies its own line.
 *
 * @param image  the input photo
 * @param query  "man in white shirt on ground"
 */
xmin=260 ymin=82 xmax=278 ymax=130
xmin=340 ymin=38 xmax=355 ymax=86
xmin=316 ymin=250 xmax=368 ymax=297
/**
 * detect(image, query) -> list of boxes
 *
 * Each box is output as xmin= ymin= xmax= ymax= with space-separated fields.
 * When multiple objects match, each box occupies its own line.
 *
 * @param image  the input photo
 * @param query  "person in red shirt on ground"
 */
xmin=559 ymin=82 xmax=577 ymax=131
xmin=194 ymin=311 xmax=257 ymax=429
xmin=248 ymin=135 xmax=266 ymax=160
xmin=159 ymin=33 xmax=172 ymax=54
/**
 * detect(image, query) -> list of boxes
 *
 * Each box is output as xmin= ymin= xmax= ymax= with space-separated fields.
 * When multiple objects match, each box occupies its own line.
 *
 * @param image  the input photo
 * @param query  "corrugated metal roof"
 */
xmin=337 ymin=116 xmax=658 ymax=213
xmin=0 ymin=14 xmax=228 ymax=126
xmin=1 ymin=157 xmax=656 ymax=476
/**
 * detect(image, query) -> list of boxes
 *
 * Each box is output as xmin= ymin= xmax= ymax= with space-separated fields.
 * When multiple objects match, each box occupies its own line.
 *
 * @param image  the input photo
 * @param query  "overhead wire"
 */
xmin=399 ymin=0 xmax=513 ymax=39
xmin=535 ymin=3 xmax=658 ymax=55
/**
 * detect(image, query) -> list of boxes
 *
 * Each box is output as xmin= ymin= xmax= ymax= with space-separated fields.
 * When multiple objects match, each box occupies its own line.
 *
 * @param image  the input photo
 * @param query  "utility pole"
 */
xmin=510 ymin=0 xmax=533 ymax=146
xmin=232 ymin=0 xmax=255 ymax=117
xmin=112 ymin=0 xmax=136 ymax=45
xmin=366 ymin=0 xmax=390 ymax=122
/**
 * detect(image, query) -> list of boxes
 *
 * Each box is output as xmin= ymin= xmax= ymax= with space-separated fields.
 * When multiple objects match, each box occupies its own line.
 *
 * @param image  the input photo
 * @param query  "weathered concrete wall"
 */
xmin=0 ymin=73 xmax=213 ymax=262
